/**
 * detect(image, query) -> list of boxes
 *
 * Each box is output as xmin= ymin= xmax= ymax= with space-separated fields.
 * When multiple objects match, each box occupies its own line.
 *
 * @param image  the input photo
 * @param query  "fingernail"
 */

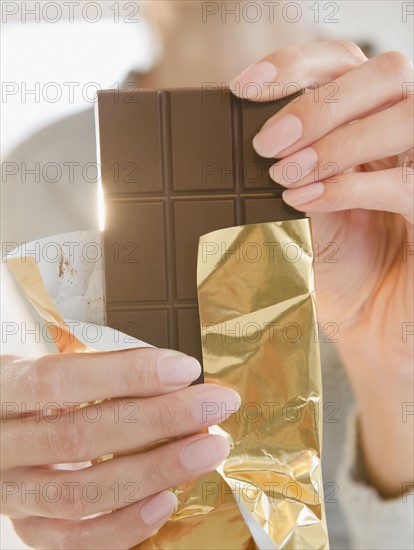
xmin=270 ymin=147 xmax=318 ymax=186
xmin=253 ymin=114 xmax=302 ymax=158
xmin=181 ymin=434 xmax=230 ymax=470
xmin=141 ymin=491 xmax=178 ymax=525
xmin=230 ymin=61 xmax=277 ymax=99
xmin=283 ymin=182 xmax=325 ymax=207
xmin=191 ymin=386 xmax=241 ymax=424
xmin=157 ymin=353 xmax=201 ymax=386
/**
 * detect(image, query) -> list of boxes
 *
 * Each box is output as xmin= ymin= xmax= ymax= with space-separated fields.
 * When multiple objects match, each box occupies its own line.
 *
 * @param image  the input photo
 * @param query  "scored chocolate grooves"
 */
xmin=98 ymin=88 xmax=303 ymax=368
xmin=159 ymin=90 xmax=178 ymax=355
xmin=231 ymin=89 xmax=244 ymax=226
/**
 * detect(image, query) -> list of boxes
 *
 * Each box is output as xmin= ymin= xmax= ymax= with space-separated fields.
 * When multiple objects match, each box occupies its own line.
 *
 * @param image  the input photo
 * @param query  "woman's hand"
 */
xmin=1 ymin=349 xmax=240 ymax=549
xmin=231 ymin=41 xmax=413 ymax=496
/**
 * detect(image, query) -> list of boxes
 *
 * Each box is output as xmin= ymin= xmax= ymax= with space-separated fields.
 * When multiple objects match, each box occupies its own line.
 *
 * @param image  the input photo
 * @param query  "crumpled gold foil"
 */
xmin=138 ymin=469 xmax=255 ymax=550
xmin=199 ymin=219 xmax=329 ymax=549
xmin=141 ymin=218 xmax=329 ymax=549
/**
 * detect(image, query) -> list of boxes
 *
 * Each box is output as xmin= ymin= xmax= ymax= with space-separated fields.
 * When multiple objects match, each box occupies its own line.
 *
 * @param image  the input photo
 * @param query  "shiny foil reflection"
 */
xmin=141 ymin=220 xmax=329 ymax=549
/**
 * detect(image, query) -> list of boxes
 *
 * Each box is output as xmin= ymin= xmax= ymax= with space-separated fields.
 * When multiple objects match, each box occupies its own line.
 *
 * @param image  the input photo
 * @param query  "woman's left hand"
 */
xmin=230 ymin=41 xmax=413 ymax=496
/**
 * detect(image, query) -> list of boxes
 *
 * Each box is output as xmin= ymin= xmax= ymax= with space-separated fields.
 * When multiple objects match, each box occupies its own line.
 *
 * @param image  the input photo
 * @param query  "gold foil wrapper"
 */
xmin=137 ymin=470 xmax=254 ymax=550
xmin=199 ymin=220 xmax=328 ymax=549
xmin=142 ymin=219 xmax=329 ymax=549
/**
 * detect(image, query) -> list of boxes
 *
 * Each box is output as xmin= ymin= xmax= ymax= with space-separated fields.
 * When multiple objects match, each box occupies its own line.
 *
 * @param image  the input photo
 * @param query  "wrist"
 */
xmin=352 ymin=379 xmax=413 ymax=497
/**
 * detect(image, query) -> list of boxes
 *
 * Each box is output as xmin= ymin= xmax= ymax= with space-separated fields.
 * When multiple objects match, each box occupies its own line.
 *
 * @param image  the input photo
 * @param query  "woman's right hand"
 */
xmin=1 ymin=349 xmax=240 ymax=549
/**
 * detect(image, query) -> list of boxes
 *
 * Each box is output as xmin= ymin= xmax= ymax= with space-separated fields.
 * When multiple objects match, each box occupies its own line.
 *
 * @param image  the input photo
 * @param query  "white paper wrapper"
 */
xmin=6 ymin=230 xmax=106 ymax=326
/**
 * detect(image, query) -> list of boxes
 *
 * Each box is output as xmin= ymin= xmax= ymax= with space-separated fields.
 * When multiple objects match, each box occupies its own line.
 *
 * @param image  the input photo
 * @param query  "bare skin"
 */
xmin=1 ymin=349 xmax=240 ymax=549
xmin=231 ymin=40 xmax=414 ymax=497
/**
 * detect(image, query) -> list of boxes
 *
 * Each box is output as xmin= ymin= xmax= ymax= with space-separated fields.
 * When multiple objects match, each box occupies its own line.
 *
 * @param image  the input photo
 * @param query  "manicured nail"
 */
xmin=253 ymin=114 xmax=302 ymax=158
xmin=157 ymin=353 xmax=201 ymax=386
xmin=141 ymin=491 xmax=178 ymax=525
xmin=270 ymin=147 xmax=318 ymax=186
xmin=283 ymin=183 xmax=325 ymax=207
xmin=230 ymin=61 xmax=277 ymax=99
xmin=180 ymin=434 xmax=230 ymax=471
xmin=191 ymin=386 xmax=241 ymax=424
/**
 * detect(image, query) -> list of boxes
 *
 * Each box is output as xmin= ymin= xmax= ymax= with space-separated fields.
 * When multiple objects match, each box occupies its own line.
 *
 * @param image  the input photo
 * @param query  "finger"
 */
xmin=250 ymin=51 xmax=413 ymax=159
xmin=270 ymin=97 xmax=414 ymax=187
xmin=12 ymin=491 xmax=177 ymax=550
xmin=1 ymin=348 xmax=201 ymax=412
xmin=281 ymin=168 xmax=414 ymax=223
xmin=230 ymin=40 xmax=367 ymax=101
xmin=3 ymin=384 xmax=240 ymax=468
xmin=9 ymin=433 xmax=229 ymax=519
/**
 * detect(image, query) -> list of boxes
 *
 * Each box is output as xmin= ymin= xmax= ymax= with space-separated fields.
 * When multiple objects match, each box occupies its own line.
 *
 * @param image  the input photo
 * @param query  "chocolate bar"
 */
xmin=96 ymin=87 xmax=302 ymax=369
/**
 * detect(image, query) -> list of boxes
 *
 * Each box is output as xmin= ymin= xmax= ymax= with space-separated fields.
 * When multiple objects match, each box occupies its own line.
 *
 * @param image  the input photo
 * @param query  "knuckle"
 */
xmin=149 ymin=395 xmax=184 ymax=438
xmin=377 ymin=51 xmax=414 ymax=81
xmin=48 ymin=418 xmax=85 ymax=462
xmin=141 ymin=451 xmax=170 ymax=489
xmin=118 ymin=349 xmax=152 ymax=392
xmin=295 ymin=86 xmax=339 ymax=121
xmin=334 ymin=40 xmax=367 ymax=64
xmin=305 ymin=88 xmax=339 ymax=121
xmin=59 ymin=528 xmax=85 ymax=550
xmin=149 ymin=388 xmax=195 ymax=437
xmin=329 ymin=126 xmax=352 ymax=156
xmin=50 ymin=477 xmax=85 ymax=520
xmin=28 ymin=355 xmax=64 ymax=404
xmin=320 ymin=95 xmax=340 ymax=118
xmin=119 ymin=362 xmax=143 ymax=394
